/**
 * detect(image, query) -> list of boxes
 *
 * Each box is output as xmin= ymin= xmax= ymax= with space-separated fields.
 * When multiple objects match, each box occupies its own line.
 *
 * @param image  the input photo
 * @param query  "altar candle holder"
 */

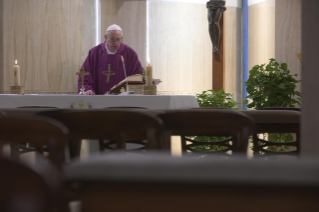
xmin=143 ymin=85 xmax=157 ymax=95
xmin=76 ymin=67 xmax=89 ymax=95
xmin=10 ymin=86 xmax=25 ymax=95
xmin=79 ymin=87 xmax=86 ymax=95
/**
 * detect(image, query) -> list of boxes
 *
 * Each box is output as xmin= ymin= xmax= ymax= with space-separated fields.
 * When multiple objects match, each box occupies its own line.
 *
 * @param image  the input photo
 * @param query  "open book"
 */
xmin=109 ymin=74 xmax=161 ymax=94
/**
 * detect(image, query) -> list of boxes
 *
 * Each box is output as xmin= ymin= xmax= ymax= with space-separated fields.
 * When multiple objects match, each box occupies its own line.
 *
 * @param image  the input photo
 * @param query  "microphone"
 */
xmin=119 ymin=55 xmax=134 ymax=95
xmin=121 ymin=55 xmax=129 ymax=93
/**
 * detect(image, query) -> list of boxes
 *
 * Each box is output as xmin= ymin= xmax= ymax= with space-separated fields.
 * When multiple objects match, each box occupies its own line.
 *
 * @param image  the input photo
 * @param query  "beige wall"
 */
xmin=0 ymin=0 xmax=3 ymax=91
xmin=100 ymin=0 xmax=147 ymax=67
xmin=0 ymin=0 xmax=302 ymax=98
xmin=1 ymin=0 xmax=95 ymax=92
xmin=1 ymin=0 xmax=214 ymax=94
xmin=275 ymin=0 xmax=301 ymax=92
xmin=149 ymin=1 xmax=212 ymax=94
xmin=225 ymin=7 xmax=242 ymax=104
xmin=249 ymin=0 xmax=275 ymax=70
xmin=248 ymin=0 xmax=302 ymax=96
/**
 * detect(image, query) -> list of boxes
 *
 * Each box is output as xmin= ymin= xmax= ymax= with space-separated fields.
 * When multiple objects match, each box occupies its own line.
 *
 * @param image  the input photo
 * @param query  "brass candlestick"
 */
xmin=76 ymin=67 xmax=89 ymax=95
xmin=10 ymin=86 xmax=25 ymax=95
xmin=143 ymin=85 xmax=157 ymax=95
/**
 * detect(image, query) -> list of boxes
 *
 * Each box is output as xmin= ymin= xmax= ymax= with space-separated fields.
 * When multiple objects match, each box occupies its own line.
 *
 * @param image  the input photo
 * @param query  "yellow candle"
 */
xmin=13 ymin=60 xmax=20 ymax=86
xmin=145 ymin=64 xmax=153 ymax=86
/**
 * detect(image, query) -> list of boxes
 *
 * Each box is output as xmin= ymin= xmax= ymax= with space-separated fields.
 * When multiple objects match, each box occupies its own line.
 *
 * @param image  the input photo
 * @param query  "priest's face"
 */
xmin=105 ymin=30 xmax=123 ymax=52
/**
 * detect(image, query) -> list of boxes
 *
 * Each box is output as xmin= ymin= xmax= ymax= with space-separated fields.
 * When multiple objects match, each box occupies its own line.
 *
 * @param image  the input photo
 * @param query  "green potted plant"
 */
xmin=196 ymin=89 xmax=237 ymax=109
xmin=189 ymin=89 xmax=238 ymax=152
xmin=243 ymin=58 xmax=301 ymax=108
xmin=243 ymin=58 xmax=301 ymax=152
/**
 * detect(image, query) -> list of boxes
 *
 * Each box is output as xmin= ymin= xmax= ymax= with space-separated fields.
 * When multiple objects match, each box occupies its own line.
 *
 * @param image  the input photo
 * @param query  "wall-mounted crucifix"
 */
xmin=207 ymin=0 xmax=226 ymax=91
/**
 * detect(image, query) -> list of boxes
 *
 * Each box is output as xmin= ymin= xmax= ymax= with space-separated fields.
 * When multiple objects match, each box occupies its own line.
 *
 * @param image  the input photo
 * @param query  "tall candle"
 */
xmin=145 ymin=64 xmax=153 ymax=86
xmin=13 ymin=60 xmax=20 ymax=86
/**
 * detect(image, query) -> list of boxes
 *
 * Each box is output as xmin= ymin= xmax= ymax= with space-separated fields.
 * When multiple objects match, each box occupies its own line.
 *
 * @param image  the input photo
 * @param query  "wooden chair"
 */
xmin=6 ymin=106 xmax=60 ymax=157
xmin=0 ymin=111 xmax=6 ymax=118
xmin=158 ymin=109 xmax=255 ymax=155
xmin=38 ymin=110 xmax=164 ymax=157
xmin=104 ymin=106 xmax=148 ymax=109
xmin=0 ymin=156 xmax=52 ymax=212
xmin=64 ymin=153 xmax=319 ymax=212
xmin=0 ymin=117 xmax=68 ymax=169
xmin=242 ymin=110 xmax=300 ymax=158
xmin=103 ymin=107 xmax=149 ymax=150
xmin=191 ymin=107 xmax=234 ymax=110
xmin=0 ymin=111 xmax=7 ymax=154
xmin=0 ymin=156 xmax=67 ymax=212
xmin=257 ymin=107 xmax=301 ymax=111
xmin=35 ymin=109 xmax=83 ymax=159
xmin=17 ymin=105 xmax=59 ymax=109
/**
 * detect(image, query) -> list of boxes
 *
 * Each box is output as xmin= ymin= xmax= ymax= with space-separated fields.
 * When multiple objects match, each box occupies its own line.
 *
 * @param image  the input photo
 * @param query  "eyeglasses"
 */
xmin=107 ymin=38 xmax=123 ymax=43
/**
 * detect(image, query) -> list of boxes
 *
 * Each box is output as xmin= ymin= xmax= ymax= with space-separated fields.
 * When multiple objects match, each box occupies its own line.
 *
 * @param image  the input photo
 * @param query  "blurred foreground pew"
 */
xmin=65 ymin=153 xmax=319 ymax=212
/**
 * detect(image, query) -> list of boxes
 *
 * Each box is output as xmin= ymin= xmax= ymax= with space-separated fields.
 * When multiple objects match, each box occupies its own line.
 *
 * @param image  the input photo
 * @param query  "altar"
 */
xmin=0 ymin=94 xmax=199 ymax=109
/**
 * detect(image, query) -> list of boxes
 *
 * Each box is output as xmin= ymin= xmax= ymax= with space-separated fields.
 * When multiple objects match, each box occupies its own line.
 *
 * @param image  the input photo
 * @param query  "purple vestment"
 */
xmin=78 ymin=42 xmax=143 ymax=94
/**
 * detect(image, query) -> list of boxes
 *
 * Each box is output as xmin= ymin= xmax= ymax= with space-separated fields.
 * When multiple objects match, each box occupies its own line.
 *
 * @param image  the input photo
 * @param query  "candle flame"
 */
xmin=15 ymin=60 xmax=17 ymax=65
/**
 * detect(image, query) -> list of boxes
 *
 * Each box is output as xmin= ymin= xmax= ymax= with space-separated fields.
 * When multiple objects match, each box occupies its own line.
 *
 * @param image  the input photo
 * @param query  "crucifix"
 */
xmin=102 ymin=64 xmax=115 ymax=83
xmin=76 ymin=67 xmax=89 ymax=95
xmin=207 ymin=0 xmax=226 ymax=91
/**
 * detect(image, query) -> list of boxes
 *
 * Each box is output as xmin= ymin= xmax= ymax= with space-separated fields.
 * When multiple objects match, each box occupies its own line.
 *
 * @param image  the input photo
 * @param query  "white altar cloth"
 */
xmin=0 ymin=94 xmax=199 ymax=109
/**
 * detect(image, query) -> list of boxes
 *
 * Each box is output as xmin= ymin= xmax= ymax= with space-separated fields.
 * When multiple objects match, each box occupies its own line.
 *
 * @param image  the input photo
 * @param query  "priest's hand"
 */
xmin=86 ymin=90 xmax=96 ymax=95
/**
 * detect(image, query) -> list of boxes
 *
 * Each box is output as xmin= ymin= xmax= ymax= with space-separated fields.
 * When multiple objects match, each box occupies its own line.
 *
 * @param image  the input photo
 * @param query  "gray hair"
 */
xmin=106 ymin=30 xmax=124 ymax=37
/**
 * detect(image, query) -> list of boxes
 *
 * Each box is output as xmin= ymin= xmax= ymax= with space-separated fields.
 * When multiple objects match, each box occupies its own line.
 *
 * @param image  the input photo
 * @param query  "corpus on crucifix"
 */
xmin=76 ymin=67 xmax=90 ymax=95
xmin=207 ymin=0 xmax=226 ymax=91
xmin=77 ymin=24 xmax=143 ymax=95
xmin=102 ymin=64 xmax=115 ymax=83
xmin=207 ymin=0 xmax=226 ymax=55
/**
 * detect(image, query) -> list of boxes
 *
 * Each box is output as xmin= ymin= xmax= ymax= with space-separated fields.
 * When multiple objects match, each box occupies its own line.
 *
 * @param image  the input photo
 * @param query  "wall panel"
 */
xmin=2 ymin=0 xmax=95 ymax=92
xmin=149 ymin=1 xmax=212 ymax=94
xmin=115 ymin=1 xmax=146 ymax=67
xmin=275 ymin=0 xmax=301 ymax=92
xmin=1 ymin=0 xmax=234 ymax=95
xmin=248 ymin=0 xmax=275 ymax=70
xmin=0 ymin=0 xmax=5 ymax=91
xmin=100 ymin=0 xmax=146 ymax=67
xmin=37 ymin=0 xmax=56 ymax=91
xmin=225 ymin=7 xmax=242 ymax=104
xmin=101 ymin=0 xmax=116 ymax=44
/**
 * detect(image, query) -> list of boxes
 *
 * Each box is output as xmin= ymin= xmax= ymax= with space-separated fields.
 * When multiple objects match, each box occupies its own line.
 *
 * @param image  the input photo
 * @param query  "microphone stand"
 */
xmin=118 ymin=55 xmax=134 ymax=95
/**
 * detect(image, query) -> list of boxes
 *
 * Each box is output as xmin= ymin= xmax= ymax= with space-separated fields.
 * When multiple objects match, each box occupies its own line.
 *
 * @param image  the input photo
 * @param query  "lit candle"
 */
xmin=13 ymin=60 xmax=20 ymax=86
xmin=145 ymin=64 xmax=153 ymax=86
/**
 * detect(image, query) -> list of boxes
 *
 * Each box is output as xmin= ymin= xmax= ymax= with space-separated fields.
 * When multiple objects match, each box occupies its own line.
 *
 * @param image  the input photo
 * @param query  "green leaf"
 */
xmin=284 ymin=145 xmax=290 ymax=150
xmin=278 ymin=83 xmax=285 ymax=89
xmin=267 ymin=146 xmax=276 ymax=152
xmin=285 ymin=134 xmax=294 ymax=142
xmin=280 ymin=63 xmax=288 ymax=71
xmin=247 ymin=102 xmax=255 ymax=108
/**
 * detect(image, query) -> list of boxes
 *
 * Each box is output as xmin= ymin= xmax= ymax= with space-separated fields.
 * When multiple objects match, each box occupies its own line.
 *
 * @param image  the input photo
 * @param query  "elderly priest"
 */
xmin=78 ymin=24 xmax=143 ymax=95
